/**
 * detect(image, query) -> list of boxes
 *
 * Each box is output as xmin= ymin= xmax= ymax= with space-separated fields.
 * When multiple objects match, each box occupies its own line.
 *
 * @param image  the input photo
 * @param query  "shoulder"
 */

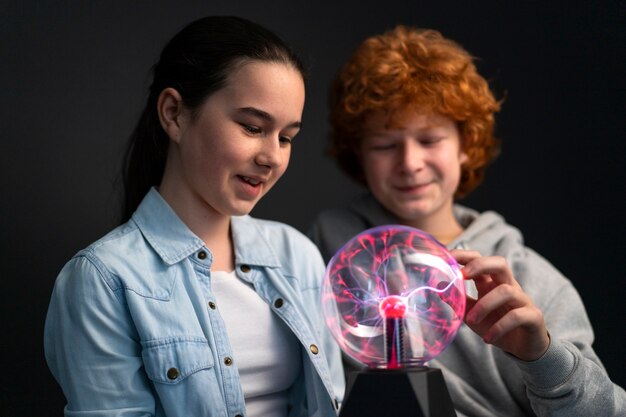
xmin=308 ymin=207 xmax=370 ymax=263
xmin=510 ymin=245 xmax=573 ymax=308
xmin=59 ymin=222 xmax=138 ymax=277
xmin=457 ymin=206 xmax=572 ymax=303
xmin=80 ymin=221 xmax=149 ymax=279
xmin=309 ymin=193 xmax=400 ymax=262
xmin=83 ymin=221 xmax=142 ymax=259
xmin=310 ymin=206 xmax=367 ymax=238
xmin=316 ymin=192 xmax=391 ymax=232
xmin=55 ymin=220 xmax=174 ymax=298
xmin=313 ymin=207 xmax=367 ymax=230
xmin=455 ymin=205 xmax=525 ymax=256
xmin=51 ymin=224 xmax=136 ymax=305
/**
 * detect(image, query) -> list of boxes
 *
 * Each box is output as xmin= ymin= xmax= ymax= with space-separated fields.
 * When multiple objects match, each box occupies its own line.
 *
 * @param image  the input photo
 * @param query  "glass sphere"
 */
xmin=321 ymin=225 xmax=465 ymax=368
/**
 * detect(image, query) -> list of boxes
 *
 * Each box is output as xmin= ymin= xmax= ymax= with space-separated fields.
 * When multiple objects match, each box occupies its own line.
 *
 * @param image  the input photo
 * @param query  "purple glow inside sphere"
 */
xmin=321 ymin=225 xmax=466 ymax=368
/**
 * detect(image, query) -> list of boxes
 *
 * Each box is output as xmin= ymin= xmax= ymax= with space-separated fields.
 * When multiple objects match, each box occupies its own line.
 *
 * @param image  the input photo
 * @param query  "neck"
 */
xmin=158 ymin=182 xmax=235 ymax=271
xmin=400 ymin=204 xmax=464 ymax=246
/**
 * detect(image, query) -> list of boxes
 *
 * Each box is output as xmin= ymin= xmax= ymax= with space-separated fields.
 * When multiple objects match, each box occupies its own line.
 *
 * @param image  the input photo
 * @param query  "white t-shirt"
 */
xmin=211 ymin=270 xmax=301 ymax=417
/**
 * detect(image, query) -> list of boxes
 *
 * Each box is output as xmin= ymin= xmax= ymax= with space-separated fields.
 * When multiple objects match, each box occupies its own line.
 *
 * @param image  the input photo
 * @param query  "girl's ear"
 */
xmin=157 ymin=88 xmax=186 ymax=143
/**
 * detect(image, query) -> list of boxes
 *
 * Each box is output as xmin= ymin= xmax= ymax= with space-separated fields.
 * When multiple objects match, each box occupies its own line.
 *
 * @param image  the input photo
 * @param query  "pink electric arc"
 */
xmin=321 ymin=225 xmax=466 ymax=368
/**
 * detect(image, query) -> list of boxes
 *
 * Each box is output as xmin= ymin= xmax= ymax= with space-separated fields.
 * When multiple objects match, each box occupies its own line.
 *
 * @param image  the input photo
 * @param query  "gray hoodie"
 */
xmin=308 ymin=193 xmax=625 ymax=417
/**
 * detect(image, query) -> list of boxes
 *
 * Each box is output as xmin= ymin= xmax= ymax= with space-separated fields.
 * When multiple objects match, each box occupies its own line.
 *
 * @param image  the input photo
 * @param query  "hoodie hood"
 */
xmin=347 ymin=192 xmax=525 ymax=258
xmin=450 ymin=205 xmax=525 ymax=258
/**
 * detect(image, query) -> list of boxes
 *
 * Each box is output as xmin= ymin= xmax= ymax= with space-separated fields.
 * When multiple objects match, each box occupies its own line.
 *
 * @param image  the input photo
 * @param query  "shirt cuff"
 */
xmin=513 ymin=338 xmax=578 ymax=390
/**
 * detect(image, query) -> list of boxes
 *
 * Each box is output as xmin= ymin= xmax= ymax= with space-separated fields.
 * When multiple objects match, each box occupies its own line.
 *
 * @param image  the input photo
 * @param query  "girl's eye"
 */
xmin=279 ymin=136 xmax=292 ymax=145
xmin=241 ymin=124 xmax=262 ymax=134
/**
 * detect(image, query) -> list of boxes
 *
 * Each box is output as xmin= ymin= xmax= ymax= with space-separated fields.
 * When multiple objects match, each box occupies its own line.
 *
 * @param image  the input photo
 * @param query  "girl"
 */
xmin=45 ymin=16 xmax=344 ymax=417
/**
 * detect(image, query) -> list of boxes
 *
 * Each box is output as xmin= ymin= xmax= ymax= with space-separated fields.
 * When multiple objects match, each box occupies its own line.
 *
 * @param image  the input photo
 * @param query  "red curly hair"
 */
xmin=329 ymin=26 xmax=501 ymax=197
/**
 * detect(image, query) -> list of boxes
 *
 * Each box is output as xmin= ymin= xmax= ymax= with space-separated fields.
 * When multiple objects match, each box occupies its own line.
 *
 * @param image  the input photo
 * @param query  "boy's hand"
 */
xmin=451 ymin=249 xmax=550 ymax=361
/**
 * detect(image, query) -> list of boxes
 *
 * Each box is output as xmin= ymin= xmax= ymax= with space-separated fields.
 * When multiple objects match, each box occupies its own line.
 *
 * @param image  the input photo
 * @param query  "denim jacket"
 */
xmin=45 ymin=188 xmax=344 ymax=417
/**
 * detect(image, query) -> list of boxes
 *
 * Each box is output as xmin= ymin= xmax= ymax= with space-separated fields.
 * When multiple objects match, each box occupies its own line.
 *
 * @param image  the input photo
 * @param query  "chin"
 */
xmin=392 ymin=207 xmax=431 ymax=223
xmin=229 ymin=202 xmax=258 ymax=217
xmin=229 ymin=208 xmax=253 ymax=217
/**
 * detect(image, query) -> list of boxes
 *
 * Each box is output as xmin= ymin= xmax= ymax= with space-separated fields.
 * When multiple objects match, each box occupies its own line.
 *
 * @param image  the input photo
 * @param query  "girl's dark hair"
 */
xmin=121 ymin=16 xmax=305 ymax=222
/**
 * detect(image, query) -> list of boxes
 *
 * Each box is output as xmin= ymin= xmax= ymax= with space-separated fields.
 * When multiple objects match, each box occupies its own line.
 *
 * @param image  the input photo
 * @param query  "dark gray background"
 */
xmin=2 ymin=1 xmax=624 ymax=414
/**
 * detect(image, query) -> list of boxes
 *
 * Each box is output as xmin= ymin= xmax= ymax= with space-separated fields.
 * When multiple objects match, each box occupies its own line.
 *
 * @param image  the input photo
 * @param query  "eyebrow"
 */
xmin=237 ymin=107 xmax=302 ymax=129
xmin=367 ymin=123 xmax=448 ymax=136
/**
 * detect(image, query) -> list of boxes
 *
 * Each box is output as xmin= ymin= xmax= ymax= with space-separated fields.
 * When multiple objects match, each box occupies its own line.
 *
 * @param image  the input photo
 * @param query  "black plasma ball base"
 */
xmin=339 ymin=367 xmax=457 ymax=417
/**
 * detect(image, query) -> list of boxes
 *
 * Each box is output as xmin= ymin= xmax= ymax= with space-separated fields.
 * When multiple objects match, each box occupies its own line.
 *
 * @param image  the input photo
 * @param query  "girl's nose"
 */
xmin=255 ymin=135 xmax=285 ymax=168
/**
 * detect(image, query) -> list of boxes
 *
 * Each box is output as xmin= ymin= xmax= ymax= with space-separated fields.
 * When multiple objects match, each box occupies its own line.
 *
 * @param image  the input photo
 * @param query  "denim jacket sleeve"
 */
xmin=45 ymin=248 xmax=226 ymax=417
xmin=44 ymin=253 xmax=158 ymax=416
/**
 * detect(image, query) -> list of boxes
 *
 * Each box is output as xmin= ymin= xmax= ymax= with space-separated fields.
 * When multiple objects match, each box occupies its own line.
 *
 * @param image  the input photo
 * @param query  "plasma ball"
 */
xmin=321 ymin=225 xmax=466 ymax=368
xmin=379 ymin=296 xmax=407 ymax=319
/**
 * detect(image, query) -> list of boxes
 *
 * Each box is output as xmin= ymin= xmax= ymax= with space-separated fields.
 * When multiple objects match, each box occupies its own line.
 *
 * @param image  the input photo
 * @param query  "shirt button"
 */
xmin=197 ymin=251 xmax=207 ymax=260
xmin=224 ymin=356 xmax=233 ymax=366
xmin=208 ymin=301 xmax=216 ymax=310
xmin=240 ymin=265 xmax=251 ymax=273
xmin=309 ymin=344 xmax=319 ymax=355
xmin=274 ymin=298 xmax=284 ymax=308
xmin=166 ymin=367 xmax=179 ymax=380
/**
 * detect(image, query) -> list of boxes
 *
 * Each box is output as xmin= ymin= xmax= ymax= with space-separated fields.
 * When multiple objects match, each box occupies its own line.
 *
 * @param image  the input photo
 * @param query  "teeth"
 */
xmin=242 ymin=176 xmax=260 ymax=185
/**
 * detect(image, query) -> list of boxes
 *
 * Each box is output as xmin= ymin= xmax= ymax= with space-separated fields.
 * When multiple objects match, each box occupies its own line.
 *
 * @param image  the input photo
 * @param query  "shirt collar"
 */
xmin=231 ymin=215 xmax=281 ymax=268
xmin=131 ymin=188 xmax=280 ymax=268
xmin=352 ymin=192 xmax=482 ymax=250
xmin=131 ymin=188 xmax=205 ymax=265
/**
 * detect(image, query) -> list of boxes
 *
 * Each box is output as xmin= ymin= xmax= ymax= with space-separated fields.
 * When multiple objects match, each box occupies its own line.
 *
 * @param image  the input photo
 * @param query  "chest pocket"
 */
xmin=142 ymin=337 xmax=214 ymax=384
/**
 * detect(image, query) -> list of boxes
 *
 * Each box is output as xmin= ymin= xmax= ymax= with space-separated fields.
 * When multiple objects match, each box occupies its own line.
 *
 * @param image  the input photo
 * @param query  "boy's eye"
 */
xmin=279 ymin=135 xmax=292 ymax=145
xmin=420 ymin=136 xmax=443 ymax=145
xmin=370 ymin=143 xmax=395 ymax=151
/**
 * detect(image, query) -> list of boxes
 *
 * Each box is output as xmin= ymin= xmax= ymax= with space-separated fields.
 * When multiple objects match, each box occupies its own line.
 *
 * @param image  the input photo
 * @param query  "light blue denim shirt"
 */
xmin=44 ymin=188 xmax=345 ymax=417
